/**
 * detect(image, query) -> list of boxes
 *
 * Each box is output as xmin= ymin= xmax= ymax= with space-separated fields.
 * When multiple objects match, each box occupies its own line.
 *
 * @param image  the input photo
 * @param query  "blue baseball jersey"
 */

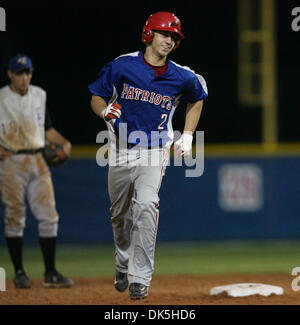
xmin=89 ymin=51 xmax=208 ymax=148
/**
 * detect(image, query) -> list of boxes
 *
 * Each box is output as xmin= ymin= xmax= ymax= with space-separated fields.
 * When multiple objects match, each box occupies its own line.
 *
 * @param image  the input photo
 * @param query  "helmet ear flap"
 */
xmin=141 ymin=27 xmax=153 ymax=45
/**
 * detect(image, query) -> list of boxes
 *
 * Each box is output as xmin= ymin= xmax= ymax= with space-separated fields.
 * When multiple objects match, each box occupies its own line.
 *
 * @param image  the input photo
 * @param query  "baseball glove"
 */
xmin=42 ymin=143 xmax=68 ymax=167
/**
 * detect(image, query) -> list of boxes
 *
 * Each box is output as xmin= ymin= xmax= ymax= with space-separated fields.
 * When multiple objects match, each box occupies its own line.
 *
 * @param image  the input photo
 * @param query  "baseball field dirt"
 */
xmin=0 ymin=273 xmax=299 ymax=305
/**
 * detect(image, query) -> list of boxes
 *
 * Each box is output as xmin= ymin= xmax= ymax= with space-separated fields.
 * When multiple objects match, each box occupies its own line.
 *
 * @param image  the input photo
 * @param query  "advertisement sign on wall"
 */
xmin=218 ymin=164 xmax=263 ymax=212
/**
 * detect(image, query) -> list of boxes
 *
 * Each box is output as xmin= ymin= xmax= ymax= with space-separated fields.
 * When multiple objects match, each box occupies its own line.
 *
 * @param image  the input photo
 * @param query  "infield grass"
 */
xmin=0 ymin=240 xmax=299 ymax=279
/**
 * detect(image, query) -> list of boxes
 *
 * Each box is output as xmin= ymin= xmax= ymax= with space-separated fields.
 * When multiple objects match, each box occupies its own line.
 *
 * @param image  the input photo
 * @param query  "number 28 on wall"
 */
xmin=291 ymin=267 xmax=300 ymax=291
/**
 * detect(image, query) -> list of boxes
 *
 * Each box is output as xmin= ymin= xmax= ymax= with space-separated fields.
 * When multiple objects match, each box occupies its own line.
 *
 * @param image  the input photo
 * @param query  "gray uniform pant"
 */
xmin=0 ymin=153 xmax=59 ymax=238
xmin=108 ymin=147 xmax=169 ymax=287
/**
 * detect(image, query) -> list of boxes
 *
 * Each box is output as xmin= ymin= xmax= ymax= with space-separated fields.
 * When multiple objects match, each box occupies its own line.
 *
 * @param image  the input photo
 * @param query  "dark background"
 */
xmin=0 ymin=0 xmax=299 ymax=144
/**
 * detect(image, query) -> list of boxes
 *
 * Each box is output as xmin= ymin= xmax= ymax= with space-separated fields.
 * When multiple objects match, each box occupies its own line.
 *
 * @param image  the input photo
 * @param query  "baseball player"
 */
xmin=0 ymin=54 xmax=74 ymax=288
xmin=89 ymin=12 xmax=208 ymax=299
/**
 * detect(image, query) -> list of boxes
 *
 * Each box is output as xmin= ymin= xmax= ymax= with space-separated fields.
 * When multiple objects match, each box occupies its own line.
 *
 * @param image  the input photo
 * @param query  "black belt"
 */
xmin=15 ymin=148 xmax=44 ymax=154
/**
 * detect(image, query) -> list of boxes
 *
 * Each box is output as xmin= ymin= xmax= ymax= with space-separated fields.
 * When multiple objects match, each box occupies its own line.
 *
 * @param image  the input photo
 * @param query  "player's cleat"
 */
xmin=43 ymin=270 xmax=74 ymax=288
xmin=129 ymin=283 xmax=149 ymax=300
xmin=14 ymin=270 xmax=32 ymax=289
xmin=114 ymin=271 xmax=129 ymax=292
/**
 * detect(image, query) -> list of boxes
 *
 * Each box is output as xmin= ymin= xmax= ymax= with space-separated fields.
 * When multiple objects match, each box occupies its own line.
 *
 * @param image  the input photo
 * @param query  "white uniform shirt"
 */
xmin=0 ymin=85 xmax=47 ymax=151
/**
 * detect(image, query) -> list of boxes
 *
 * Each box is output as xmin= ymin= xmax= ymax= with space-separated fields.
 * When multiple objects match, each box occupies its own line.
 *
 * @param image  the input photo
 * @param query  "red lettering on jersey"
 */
xmin=126 ymin=86 xmax=135 ymax=100
xmin=121 ymin=83 xmax=128 ymax=99
xmin=141 ymin=90 xmax=150 ymax=102
xmin=161 ymin=96 xmax=170 ymax=108
xmin=166 ymin=100 xmax=172 ymax=110
xmin=135 ymin=88 xmax=143 ymax=100
xmin=154 ymin=94 xmax=162 ymax=105
xmin=149 ymin=92 xmax=155 ymax=104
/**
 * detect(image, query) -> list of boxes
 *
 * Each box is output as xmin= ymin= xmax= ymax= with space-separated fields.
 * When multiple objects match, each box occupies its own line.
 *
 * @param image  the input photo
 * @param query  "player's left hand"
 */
xmin=42 ymin=143 xmax=68 ymax=167
xmin=173 ymin=133 xmax=193 ymax=157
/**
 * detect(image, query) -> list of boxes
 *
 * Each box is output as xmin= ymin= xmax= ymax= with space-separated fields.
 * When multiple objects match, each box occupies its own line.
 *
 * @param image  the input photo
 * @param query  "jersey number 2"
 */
xmin=158 ymin=114 xmax=168 ymax=130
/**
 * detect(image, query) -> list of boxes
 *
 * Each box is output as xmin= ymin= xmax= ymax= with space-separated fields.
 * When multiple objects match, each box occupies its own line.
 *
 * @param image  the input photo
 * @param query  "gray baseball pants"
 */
xmin=0 ymin=153 xmax=59 ymax=238
xmin=108 ymin=147 xmax=169 ymax=287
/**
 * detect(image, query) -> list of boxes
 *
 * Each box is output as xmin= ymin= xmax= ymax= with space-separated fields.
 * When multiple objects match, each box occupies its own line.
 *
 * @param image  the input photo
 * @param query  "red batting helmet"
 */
xmin=141 ymin=12 xmax=184 ymax=49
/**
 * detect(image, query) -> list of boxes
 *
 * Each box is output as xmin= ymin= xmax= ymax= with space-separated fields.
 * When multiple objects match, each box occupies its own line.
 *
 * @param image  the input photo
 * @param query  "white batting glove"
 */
xmin=101 ymin=102 xmax=122 ymax=121
xmin=174 ymin=133 xmax=193 ymax=157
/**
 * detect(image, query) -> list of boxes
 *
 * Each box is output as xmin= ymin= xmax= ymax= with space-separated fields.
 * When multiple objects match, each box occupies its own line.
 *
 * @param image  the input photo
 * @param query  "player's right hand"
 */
xmin=173 ymin=133 xmax=193 ymax=157
xmin=102 ymin=102 xmax=122 ymax=121
xmin=0 ymin=147 xmax=12 ymax=160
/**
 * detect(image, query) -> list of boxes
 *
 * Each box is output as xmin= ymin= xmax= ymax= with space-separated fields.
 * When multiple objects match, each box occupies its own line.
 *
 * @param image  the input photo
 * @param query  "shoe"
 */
xmin=129 ymin=283 xmax=148 ymax=300
xmin=14 ymin=270 xmax=31 ymax=289
xmin=43 ymin=270 xmax=74 ymax=288
xmin=114 ymin=271 xmax=128 ymax=292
